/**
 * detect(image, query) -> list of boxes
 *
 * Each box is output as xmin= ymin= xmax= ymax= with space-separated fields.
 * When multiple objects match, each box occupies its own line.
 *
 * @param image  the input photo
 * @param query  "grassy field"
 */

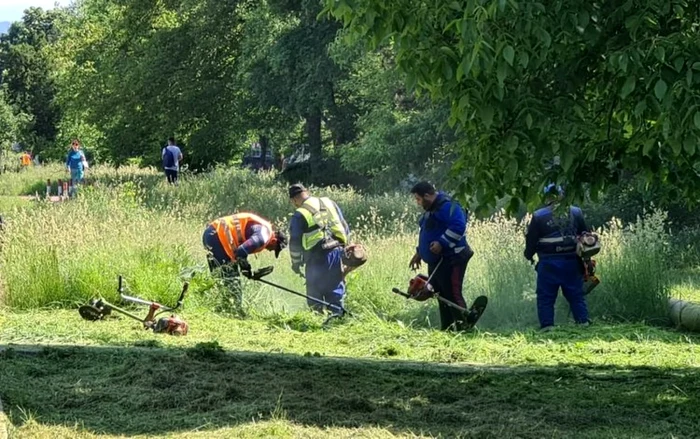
xmin=1 ymin=164 xmax=700 ymax=438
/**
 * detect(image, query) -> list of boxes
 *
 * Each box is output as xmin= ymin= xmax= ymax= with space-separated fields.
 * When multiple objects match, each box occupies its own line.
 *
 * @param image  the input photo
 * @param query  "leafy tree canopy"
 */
xmin=322 ymin=0 xmax=700 ymax=214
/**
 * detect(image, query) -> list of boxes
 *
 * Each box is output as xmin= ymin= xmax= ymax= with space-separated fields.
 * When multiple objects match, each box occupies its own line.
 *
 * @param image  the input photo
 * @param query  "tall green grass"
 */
xmin=0 ymin=164 xmax=675 ymax=329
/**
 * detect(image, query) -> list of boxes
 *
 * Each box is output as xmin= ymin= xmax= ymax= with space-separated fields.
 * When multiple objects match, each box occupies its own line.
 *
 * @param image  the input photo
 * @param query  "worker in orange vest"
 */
xmin=202 ymin=212 xmax=287 ymax=315
xmin=19 ymin=151 xmax=32 ymax=169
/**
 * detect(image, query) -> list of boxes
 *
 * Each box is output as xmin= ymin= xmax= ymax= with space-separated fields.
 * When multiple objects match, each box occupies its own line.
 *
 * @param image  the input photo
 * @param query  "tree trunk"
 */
xmin=258 ymin=134 xmax=270 ymax=170
xmin=305 ymin=108 xmax=323 ymax=162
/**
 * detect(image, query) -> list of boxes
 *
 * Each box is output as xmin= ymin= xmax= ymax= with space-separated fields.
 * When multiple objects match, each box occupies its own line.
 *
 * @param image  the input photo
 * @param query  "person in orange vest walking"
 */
xmin=203 ymin=212 xmax=287 ymax=315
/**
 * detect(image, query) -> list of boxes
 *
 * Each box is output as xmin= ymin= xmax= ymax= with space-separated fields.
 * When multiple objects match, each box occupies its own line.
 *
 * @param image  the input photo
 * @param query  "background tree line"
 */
xmin=0 ymin=0 xmax=452 ymax=191
xmin=1 ymin=0 xmax=699 ymax=224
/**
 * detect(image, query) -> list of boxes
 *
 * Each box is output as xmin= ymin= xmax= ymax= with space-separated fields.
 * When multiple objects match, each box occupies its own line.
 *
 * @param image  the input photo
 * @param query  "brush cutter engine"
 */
xmin=582 ymin=258 xmax=600 ymax=295
xmin=407 ymin=274 xmax=436 ymax=302
xmin=152 ymin=315 xmax=189 ymax=335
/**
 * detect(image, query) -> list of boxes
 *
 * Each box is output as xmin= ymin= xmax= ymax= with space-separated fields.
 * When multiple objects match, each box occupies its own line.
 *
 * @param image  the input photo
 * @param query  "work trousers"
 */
xmin=428 ymin=254 xmax=470 ymax=331
xmin=536 ymin=256 xmax=589 ymax=328
xmin=304 ymin=247 xmax=346 ymax=315
xmin=202 ymin=224 xmax=244 ymax=315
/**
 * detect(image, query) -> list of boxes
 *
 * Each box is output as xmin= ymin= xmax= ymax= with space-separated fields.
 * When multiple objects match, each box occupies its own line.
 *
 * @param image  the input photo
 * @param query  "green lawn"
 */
xmin=2 ymin=309 xmax=700 ymax=438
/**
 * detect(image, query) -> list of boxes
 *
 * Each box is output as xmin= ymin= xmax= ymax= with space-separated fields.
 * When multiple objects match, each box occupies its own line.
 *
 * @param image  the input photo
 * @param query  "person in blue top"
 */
xmin=65 ymin=139 xmax=88 ymax=194
xmin=409 ymin=181 xmax=475 ymax=331
xmin=288 ymin=183 xmax=350 ymax=316
xmin=524 ymin=184 xmax=591 ymax=331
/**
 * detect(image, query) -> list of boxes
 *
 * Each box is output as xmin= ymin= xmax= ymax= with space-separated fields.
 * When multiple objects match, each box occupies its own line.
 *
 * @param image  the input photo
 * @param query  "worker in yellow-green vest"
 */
xmin=288 ymin=183 xmax=350 ymax=315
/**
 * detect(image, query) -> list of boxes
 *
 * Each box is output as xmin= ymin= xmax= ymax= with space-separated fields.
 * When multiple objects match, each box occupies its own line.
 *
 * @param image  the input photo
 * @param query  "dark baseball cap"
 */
xmin=288 ymin=183 xmax=307 ymax=198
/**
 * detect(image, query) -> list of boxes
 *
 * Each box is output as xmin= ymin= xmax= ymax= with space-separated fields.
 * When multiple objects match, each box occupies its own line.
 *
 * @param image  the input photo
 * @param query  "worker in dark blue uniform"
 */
xmin=409 ymin=181 xmax=475 ymax=331
xmin=524 ymin=184 xmax=591 ymax=331
xmin=288 ymin=184 xmax=350 ymax=315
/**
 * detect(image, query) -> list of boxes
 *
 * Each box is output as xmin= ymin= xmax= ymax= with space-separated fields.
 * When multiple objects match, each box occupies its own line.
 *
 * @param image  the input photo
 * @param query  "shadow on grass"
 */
xmin=1 ymin=343 xmax=699 ymax=438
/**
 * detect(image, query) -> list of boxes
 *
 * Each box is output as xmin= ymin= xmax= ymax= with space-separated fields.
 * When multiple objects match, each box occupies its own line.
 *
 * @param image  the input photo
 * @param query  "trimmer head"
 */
xmin=78 ymin=299 xmax=112 ymax=321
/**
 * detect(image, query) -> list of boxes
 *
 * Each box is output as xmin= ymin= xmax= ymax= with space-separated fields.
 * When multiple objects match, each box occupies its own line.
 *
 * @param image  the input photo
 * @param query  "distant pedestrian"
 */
xmin=19 ymin=151 xmax=32 ymax=170
xmin=65 ymin=139 xmax=89 ymax=196
xmin=162 ymin=137 xmax=183 ymax=185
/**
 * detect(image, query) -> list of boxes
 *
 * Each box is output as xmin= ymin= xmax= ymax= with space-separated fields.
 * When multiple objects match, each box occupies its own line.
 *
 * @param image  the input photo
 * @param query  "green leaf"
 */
xmin=497 ymin=60 xmax=507 ymax=85
xmin=439 ymin=46 xmax=457 ymax=61
xmin=506 ymin=158 xmax=518 ymax=180
xmin=683 ymin=137 xmax=696 ymax=156
xmin=498 ymin=0 xmax=507 ymax=12
xmin=519 ymin=51 xmax=529 ymax=68
xmin=578 ymin=11 xmax=590 ymax=29
xmin=654 ymin=79 xmax=668 ymax=101
xmin=620 ymin=76 xmax=636 ymax=98
xmin=561 ymin=149 xmax=574 ymax=172
xmin=694 ymin=112 xmax=700 ymax=130
xmin=540 ymin=29 xmax=552 ymax=48
xmin=669 ymin=138 xmax=681 ymax=156
xmin=673 ymin=57 xmax=685 ymax=73
xmin=619 ymin=54 xmax=628 ymax=73
xmin=687 ymin=69 xmax=693 ymax=87
xmin=693 ymin=62 xmax=700 ymax=71
xmin=479 ymin=105 xmax=494 ymax=129
xmin=642 ymin=139 xmax=655 ymax=156
xmin=634 ymin=100 xmax=647 ymax=116
xmin=655 ymin=46 xmax=665 ymax=62
xmin=503 ymin=45 xmax=515 ymax=66
xmin=525 ymin=113 xmax=533 ymax=129
xmin=443 ymin=60 xmax=453 ymax=80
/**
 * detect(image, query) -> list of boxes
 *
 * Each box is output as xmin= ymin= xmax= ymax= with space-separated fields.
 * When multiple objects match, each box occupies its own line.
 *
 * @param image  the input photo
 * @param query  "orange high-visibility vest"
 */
xmin=210 ymin=213 xmax=273 ymax=260
xmin=20 ymin=154 xmax=31 ymax=166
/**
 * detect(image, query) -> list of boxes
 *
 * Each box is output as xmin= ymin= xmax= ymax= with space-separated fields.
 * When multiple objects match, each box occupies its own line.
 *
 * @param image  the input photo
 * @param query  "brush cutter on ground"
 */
xmin=78 ymin=275 xmax=190 ymax=335
xmin=243 ymin=265 xmax=352 ymax=321
xmin=392 ymin=259 xmax=488 ymax=330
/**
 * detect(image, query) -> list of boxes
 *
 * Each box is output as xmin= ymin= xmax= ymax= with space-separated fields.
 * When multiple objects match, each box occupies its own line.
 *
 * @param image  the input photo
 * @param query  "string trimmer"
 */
xmin=78 ymin=275 xmax=190 ymax=335
xmin=392 ymin=259 xmax=488 ymax=330
xmin=243 ymin=265 xmax=352 ymax=322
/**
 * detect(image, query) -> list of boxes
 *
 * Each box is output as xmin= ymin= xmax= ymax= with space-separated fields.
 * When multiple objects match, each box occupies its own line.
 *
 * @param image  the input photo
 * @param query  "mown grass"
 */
xmin=1 ymin=331 xmax=700 ymax=439
xmin=3 ymin=309 xmax=700 ymax=368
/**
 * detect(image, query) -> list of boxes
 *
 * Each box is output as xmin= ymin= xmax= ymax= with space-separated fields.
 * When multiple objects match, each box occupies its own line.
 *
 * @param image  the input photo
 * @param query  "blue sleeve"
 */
xmin=65 ymin=153 xmax=71 ymax=167
xmin=234 ymin=224 xmax=268 ymax=259
xmin=334 ymin=202 xmax=350 ymax=236
xmin=434 ymin=202 xmax=466 ymax=250
xmin=289 ymin=211 xmax=305 ymax=265
xmin=524 ymin=216 xmax=539 ymax=261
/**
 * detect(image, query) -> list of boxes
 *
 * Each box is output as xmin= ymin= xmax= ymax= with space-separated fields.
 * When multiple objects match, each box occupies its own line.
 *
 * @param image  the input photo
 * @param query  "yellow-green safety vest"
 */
xmin=296 ymin=197 xmax=348 ymax=251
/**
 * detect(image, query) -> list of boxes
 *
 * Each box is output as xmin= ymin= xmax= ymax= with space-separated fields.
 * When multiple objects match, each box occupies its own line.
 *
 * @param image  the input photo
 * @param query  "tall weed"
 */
xmin=0 ymin=164 xmax=677 ymax=329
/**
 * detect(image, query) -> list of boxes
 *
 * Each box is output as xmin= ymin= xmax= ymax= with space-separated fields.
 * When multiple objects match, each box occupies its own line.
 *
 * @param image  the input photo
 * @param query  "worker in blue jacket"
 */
xmin=524 ymin=184 xmax=591 ymax=331
xmin=288 ymin=183 xmax=351 ymax=315
xmin=409 ymin=181 xmax=475 ymax=331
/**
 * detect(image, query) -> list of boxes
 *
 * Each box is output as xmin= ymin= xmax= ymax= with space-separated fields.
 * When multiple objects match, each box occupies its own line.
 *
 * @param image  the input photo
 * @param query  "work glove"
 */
xmin=238 ymin=258 xmax=252 ymax=277
xmin=251 ymin=266 xmax=274 ymax=280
